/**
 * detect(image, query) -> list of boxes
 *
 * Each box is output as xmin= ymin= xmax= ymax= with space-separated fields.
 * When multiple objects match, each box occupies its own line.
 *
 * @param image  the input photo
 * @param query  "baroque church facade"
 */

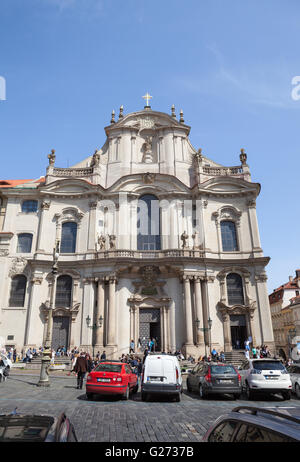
xmin=0 ymin=100 xmax=274 ymax=358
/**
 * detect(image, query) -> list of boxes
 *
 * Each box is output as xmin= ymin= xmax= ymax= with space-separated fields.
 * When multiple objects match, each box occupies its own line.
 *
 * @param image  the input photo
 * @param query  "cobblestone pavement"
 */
xmin=0 ymin=372 xmax=300 ymax=442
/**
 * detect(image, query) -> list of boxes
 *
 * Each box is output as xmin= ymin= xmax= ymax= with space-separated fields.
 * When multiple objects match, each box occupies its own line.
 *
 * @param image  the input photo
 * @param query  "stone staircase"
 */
xmin=224 ymin=350 xmax=246 ymax=368
xmin=24 ymin=356 xmax=72 ymax=371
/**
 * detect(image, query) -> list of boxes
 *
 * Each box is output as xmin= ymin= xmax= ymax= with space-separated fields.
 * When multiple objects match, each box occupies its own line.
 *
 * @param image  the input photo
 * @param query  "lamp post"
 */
xmin=288 ymin=328 xmax=297 ymax=360
xmin=196 ymin=317 xmax=213 ymax=356
xmin=37 ymin=241 xmax=60 ymax=387
xmin=86 ymin=314 xmax=103 ymax=359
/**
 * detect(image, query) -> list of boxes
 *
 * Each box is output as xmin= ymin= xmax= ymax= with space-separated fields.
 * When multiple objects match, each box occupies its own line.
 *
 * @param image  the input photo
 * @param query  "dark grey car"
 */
xmin=186 ymin=362 xmax=242 ymax=399
xmin=202 ymin=406 xmax=300 ymax=442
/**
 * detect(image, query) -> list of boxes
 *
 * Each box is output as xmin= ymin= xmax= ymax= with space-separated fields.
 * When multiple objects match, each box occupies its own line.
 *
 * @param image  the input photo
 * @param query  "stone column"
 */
xmin=24 ymin=276 xmax=43 ymax=346
xmin=107 ymin=275 xmax=117 ymax=346
xmin=94 ymin=277 xmax=105 ymax=347
xmin=129 ymin=306 xmax=135 ymax=346
xmin=255 ymin=272 xmax=275 ymax=351
xmin=87 ymin=201 xmax=97 ymax=251
xmin=248 ymin=311 xmax=257 ymax=347
xmin=247 ymin=200 xmax=262 ymax=251
xmin=201 ymin=278 xmax=209 ymax=347
xmin=160 ymin=308 xmax=165 ymax=352
xmin=222 ymin=312 xmax=232 ymax=352
xmin=163 ymin=306 xmax=169 ymax=352
xmin=80 ymin=278 xmax=94 ymax=350
xmin=194 ymin=276 xmax=205 ymax=346
xmin=36 ymin=201 xmax=50 ymax=252
xmin=183 ymin=275 xmax=194 ymax=346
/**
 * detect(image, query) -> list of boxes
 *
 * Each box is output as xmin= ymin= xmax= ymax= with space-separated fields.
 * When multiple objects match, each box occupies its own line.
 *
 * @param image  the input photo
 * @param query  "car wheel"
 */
xmin=282 ymin=390 xmax=291 ymax=400
xmin=245 ymin=383 xmax=254 ymax=400
xmin=295 ymin=383 xmax=300 ymax=399
xmin=123 ymin=386 xmax=130 ymax=400
xmin=175 ymin=393 xmax=181 ymax=402
xmin=133 ymin=384 xmax=138 ymax=394
xmin=199 ymin=384 xmax=206 ymax=399
xmin=186 ymin=379 xmax=191 ymax=392
xmin=86 ymin=392 xmax=93 ymax=400
xmin=141 ymin=392 xmax=147 ymax=401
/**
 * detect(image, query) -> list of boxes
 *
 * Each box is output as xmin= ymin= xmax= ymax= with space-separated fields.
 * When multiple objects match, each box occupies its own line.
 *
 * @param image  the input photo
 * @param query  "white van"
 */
xmin=141 ymin=354 xmax=183 ymax=402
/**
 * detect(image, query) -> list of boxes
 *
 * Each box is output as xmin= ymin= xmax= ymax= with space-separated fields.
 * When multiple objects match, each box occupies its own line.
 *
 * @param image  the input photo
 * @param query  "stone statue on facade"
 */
xmin=91 ymin=149 xmax=100 ymax=167
xmin=109 ymin=234 xmax=116 ymax=250
xmin=240 ymin=148 xmax=247 ymax=166
xmin=47 ymin=149 xmax=56 ymax=166
xmin=181 ymin=231 xmax=188 ymax=249
xmin=142 ymin=136 xmax=153 ymax=163
xmin=98 ymin=235 xmax=106 ymax=250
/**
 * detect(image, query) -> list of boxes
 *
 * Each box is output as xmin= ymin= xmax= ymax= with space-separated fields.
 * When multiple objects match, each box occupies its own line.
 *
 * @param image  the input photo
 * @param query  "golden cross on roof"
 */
xmin=142 ymin=92 xmax=152 ymax=106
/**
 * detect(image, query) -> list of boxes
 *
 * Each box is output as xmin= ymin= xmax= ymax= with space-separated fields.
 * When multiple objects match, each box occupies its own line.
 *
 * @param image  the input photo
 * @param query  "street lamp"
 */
xmin=196 ymin=317 xmax=213 ymax=356
xmin=86 ymin=315 xmax=103 ymax=358
xmin=37 ymin=240 xmax=60 ymax=387
xmin=288 ymin=328 xmax=297 ymax=360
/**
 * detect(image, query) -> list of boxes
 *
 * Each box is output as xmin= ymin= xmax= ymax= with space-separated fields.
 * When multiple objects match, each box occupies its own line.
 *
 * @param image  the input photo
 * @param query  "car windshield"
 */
xmin=94 ymin=364 xmax=122 ymax=373
xmin=252 ymin=361 xmax=285 ymax=371
xmin=210 ymin=365 xmax=236 ymax=374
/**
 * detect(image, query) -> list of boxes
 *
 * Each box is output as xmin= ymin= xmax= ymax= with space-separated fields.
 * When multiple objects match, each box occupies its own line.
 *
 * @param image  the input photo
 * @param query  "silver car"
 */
xmin=286 ymin=363 xmax=300 ymax=399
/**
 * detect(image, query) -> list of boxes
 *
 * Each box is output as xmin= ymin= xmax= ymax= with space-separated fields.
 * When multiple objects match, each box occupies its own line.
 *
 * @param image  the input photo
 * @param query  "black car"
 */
xmin=0 ymin=412 xmax=77 ymax=442
xmin=186 ymin=362 xmax=242 ymax=399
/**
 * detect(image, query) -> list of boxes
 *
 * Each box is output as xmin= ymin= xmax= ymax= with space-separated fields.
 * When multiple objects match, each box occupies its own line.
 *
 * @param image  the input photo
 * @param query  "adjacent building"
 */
xmin=269 ymin=270 xmax=300 ymax=359
xmin=0 ymin=100 xmax=274 ymax=358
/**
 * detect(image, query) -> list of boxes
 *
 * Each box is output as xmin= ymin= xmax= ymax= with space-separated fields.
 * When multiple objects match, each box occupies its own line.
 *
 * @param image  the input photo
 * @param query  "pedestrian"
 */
xmin=85 ymin=353 xmax=93 ymax=373
xmin=129 ymin=339 xmax=135 ymax=354
xmin=211 ymin=348 xmax=218 ymax=360
xmin=136 ymin=358 xmax=143 ymax=387
xmin=137 ymin=338 xmax=142 ymax=352
xmin=73 ymin=352 xmax=89 ymax=389
xmin=13 ymin=349 xmax=17 ymax=363
xmin=100 ymin=350 xmax=106 ymax=360
xmin=143 ymin=347 xmax=149 ymax=363
xmin=152 ymin=337 xmax=157 ymax=353
xmin=220 ymin=351 xmax=225 ymax=362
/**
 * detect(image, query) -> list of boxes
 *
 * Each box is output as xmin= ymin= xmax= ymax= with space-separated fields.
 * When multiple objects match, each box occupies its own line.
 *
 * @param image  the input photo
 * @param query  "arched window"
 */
xmin=60 ymin=222 xmax=77 ymax=253
xmin=55 ymin=275 xmax=72 ymax=307
xmin=22 ymin=200 xmax=38 ymax=213
xmin=226 ymin=273 xmax=244 ymax=305
xmin=9 ymin=275 xmax=27 ymax=307
xmin=137 ymin=194 xmax=161 ymax=250
xmin=221 ymin=221 xmax=238 ymax=251
xmin=17 ymin=233 xmax=33 ymax=253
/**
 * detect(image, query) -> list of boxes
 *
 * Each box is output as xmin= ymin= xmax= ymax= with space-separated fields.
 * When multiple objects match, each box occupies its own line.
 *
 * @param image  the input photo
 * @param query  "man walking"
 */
xmin=73 ymin=352 xmax=89 ymax=389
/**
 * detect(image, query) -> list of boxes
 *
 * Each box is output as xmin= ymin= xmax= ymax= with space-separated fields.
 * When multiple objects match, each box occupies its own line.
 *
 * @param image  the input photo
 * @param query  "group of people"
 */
xmin=245 ymin=343 xmax=271 ymax=360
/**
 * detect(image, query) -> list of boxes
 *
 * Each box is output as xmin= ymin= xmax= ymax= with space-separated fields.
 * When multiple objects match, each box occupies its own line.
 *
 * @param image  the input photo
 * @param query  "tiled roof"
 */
xmin=0 ymin=178 xmax=45 ymax=188
xmin=0 ymin=179 xmax=33 ymax=188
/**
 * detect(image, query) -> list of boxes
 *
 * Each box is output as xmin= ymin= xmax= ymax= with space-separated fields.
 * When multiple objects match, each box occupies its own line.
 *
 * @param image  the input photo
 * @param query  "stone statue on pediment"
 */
xmin=142 ymin=136 xmax=153 ymax=163
xmin=181 ymin=231 xmax=188 ymax=249
xmin=47 ymin=149 xmax=56 ymax=166
xmin=98 ymin=235 xmax=106 ymax=250
xmin=109 ymin=234 xmax=116 ymax=250
xmin=91 ymin=150 xmax=100 ymax=167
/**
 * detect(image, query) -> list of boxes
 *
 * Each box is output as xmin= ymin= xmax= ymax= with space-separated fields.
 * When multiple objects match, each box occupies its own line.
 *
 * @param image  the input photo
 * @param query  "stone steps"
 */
xmin=224 ymin=350 xmax=245 ymax=367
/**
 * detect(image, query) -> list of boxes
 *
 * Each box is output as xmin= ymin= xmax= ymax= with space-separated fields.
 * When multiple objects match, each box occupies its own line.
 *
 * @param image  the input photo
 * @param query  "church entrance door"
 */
xmin=139 ymin=308 xmax=161 ymax=352
xmin=230 ymin=315 xmax=247 ymax=349
xmin=52 ymin=316 xmax=70 ymax=351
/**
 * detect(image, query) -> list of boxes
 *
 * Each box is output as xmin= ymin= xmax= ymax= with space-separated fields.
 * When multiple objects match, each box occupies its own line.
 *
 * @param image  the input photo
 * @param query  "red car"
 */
xmin=86 ymin=361 xmax=138 ymax=400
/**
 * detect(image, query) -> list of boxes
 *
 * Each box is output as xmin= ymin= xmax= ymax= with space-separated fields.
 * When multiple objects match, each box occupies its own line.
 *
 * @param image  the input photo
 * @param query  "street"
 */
xmin=0 ymin=372 xmax=300 ymax=442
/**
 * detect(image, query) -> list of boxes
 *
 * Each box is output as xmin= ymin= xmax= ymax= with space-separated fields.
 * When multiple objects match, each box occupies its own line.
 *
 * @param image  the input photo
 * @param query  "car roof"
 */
xmin=218 ymin=407 xmax=300 ymax=440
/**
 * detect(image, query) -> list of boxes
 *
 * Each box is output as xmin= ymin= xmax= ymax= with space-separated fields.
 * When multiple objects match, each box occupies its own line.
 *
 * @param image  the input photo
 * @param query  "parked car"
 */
xmin=286 ymin=363 xmax=300 ymax=399
xmin=238 ymin=358 xmax=292 ymax=400
xmin=86 ymin=360 xmax=138 ymax=400
xmin=202 ymin=406 xmax=300 ymax=442
xmin=186 ymin=362 xmax=242 ymax=399
xmin=141 ymin=354 xmax=182 ymax=402
xmin=0 ymin=412 xmax=78 ymax=442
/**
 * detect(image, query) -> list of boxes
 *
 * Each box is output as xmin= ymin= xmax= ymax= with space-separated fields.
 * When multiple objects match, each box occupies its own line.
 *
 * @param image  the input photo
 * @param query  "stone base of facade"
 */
xmin=182 ymin=343 xmax=206 ymax=359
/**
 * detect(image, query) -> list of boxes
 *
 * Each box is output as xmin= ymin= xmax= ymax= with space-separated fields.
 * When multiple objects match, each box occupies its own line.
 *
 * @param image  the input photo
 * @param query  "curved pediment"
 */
xmin=105 ymin=109 xmax=191 ymax=135
xmin=200 ymin=177 xmax=260 ymax=196
xmin=39 ymin=178 xmax=98 ymax=196
xmin=107 ymin=172 xmax=191 ymax=196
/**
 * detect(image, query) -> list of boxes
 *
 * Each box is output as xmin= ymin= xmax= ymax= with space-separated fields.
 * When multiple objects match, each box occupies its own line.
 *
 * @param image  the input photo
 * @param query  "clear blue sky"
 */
xmin=0 ymin=0 xmax=299 ymax=293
